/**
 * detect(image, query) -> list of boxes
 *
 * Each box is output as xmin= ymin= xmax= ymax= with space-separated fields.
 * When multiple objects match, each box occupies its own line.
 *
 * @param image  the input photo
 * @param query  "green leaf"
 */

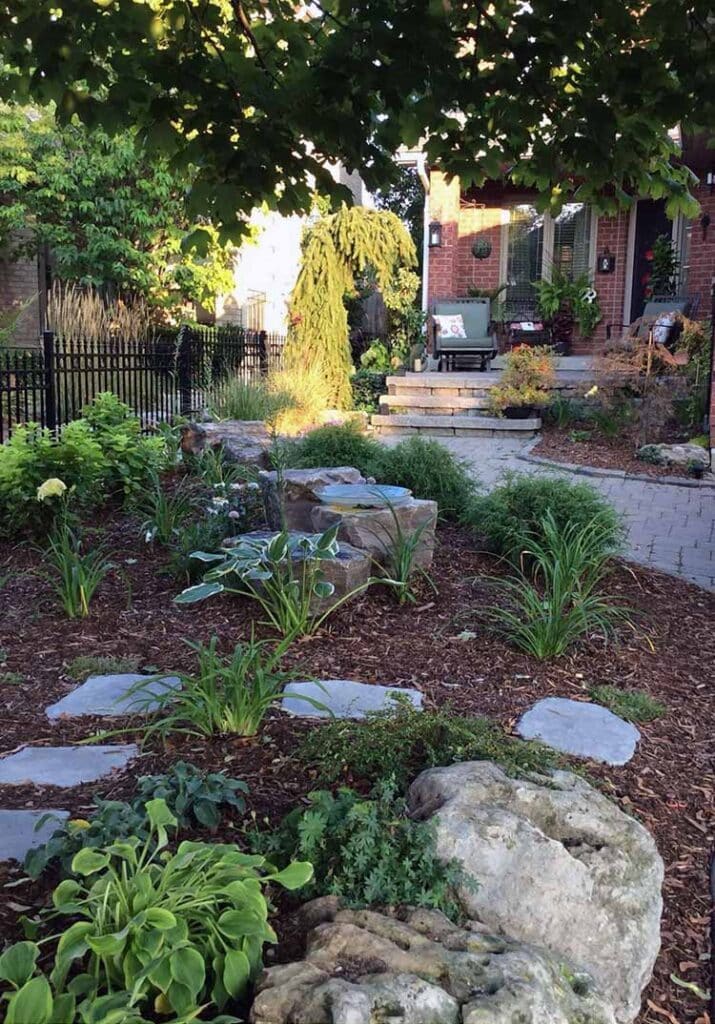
xmin=70 ymin=848 xmax=110 ymax=876
xmin=312 ymin=581 xmax=335 ymax=599
xmin=222 ymin=949 xmax=250 ymax=997
xmin=49 ymin=993 xmax=76 ymax=1024
xmin=169 ymin=946 xmax=205 ymax=997
xmin=6 ymin=976 xmax=53 ymax=1024
xmin=269 ymin=860 xmax=314 ymax=890
xmin=174 ymin=581 xmax=224 ymax=604
xmin=86 ymin=930 xmax=128 ymax=957
xmin=145 ymin=908 xmax=177 ymax=931
xmin=0 ymin=942 xmax=39 ymax=988
xmin=145 ymin=797 xmax=178 ymax=831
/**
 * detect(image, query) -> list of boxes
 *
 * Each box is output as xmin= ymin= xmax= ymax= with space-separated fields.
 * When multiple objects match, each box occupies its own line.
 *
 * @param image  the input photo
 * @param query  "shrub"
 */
xmin=590 ymin=685 xmax=665 ymax=722
xmin=46 ymin=800 xmax=311 ymax=1018
xmin=251 ymin=779 xmax=472 ymax=918
xmin=81 ymin=392 xmax=165 ymax=498
xmin=377 ymin=437 xmax=477 ymax=520
xmin=285 ymin=420 xmax=383 ymax=476
xmin=351 ymin=369 xmax=387 ymax=413
xmin=465 ymin=473 xmax=622 ymax=563
xmin=487 ymin=344 xmax=556 ymax=416
xmin=298 ymin=699 xmax=561 ymax=786
xmin=487 ymin=513 xmax=635 ymax=659
xmin=25 ymin=762 xmax=250 ymax=878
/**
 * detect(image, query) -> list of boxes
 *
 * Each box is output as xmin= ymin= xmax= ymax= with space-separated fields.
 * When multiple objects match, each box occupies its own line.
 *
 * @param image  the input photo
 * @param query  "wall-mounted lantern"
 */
xmin=428 ymin=222 xmax=442 ymax=248
xmin=706 ymin=168 xmax=715 ymax=194
xmin=597 ymin=248 xmax=616 ymax=274
xmin=471 ymin=238 xmax=492 ymax=259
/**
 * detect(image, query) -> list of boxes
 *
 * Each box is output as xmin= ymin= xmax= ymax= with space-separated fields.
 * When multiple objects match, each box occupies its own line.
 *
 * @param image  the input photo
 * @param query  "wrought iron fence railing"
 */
xmin=0 ymin=324 xmax=285 ymax=442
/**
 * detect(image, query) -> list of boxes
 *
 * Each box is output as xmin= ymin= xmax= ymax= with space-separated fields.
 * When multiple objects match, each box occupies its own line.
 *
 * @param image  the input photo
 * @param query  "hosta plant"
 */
xmin=175 ymin=526 xmax=369 ymax=636
xmin=47 ymin=799 xmax=312 ymax=1017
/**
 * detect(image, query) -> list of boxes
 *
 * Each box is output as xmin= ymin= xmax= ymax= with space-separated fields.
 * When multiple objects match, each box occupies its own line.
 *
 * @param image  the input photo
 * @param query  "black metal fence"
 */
xmin=0 ymin=324 xmax=285 ymax=442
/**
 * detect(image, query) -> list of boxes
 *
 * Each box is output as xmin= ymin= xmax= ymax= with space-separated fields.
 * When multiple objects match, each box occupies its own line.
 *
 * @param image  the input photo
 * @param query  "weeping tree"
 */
xmin=285 ymin=206 xmax=416 ymax=408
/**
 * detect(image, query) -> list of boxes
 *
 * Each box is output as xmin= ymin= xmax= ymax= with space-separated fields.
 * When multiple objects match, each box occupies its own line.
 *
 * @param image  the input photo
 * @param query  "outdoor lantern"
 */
xmin=428 ymin=222 xmax=442 ymax=247
xmin=597 ymin=248 xmax=616 ymax=274
xmin=471 ymin=238 xmax=492 ymax=259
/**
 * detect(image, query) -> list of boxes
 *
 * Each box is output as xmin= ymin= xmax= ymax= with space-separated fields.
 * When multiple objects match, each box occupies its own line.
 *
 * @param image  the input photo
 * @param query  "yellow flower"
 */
xmin=584 ymin=385 xmax=598 ymax=398
xmin=36 ymin=478 xmax=67 ymax=502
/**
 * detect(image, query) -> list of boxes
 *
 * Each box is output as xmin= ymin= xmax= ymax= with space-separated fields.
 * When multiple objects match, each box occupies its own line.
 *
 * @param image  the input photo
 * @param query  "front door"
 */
xmin=629 ymin=199 xmax=671 ymax=322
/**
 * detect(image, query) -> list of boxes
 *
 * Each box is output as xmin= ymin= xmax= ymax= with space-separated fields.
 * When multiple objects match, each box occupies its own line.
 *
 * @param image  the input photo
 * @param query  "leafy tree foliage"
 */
xmin=1 ymin=1 xmax=710 ymax=235
xmin=0 ymin=104 xmax=234 ymax=308
xmin=285 ymin=206 xmax=416 ymax=406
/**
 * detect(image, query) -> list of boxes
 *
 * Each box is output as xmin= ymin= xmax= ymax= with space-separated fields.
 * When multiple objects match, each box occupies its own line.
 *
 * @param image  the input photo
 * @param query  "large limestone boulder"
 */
xmin=408 ymin=762 xmax=663 ymax=1023
xmin=260 ymin=467 xmax=367 ymax=531
xmin=311 ymin=497 xmax=438 ymax=569
xmin=250 ymin=904 xmax=617 ymax=1024
xmin=181 ymin=420 xmax=272 ymax=467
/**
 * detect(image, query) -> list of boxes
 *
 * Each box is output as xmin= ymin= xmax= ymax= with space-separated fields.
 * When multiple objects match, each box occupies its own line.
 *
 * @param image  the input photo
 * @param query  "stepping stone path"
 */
xmin=0 ymin=744 xmax=138 ymax=788
xmin=516 ymin=696 xmax=640 ymax=765
xmin=0 ymin=809 xmax=69 ymax=862
xmin=45 ymin=673 xmax=181 ymax=720
xmin=281 ymin=679 xmax=423 ymax=719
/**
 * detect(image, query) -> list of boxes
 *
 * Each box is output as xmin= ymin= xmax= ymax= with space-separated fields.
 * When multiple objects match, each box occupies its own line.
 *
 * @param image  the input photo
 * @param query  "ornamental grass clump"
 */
xmin=487 ymin=512 xmax=635 ymax=659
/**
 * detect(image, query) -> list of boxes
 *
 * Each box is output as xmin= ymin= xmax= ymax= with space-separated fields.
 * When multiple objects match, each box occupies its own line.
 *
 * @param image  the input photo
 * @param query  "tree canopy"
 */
xmin=1 ymin=1 xmax=712 ymax=240
xmin=285 ymin=205 xmax=416 ymax=407
xmin=0 ymin=104 xmax=235 ymax=308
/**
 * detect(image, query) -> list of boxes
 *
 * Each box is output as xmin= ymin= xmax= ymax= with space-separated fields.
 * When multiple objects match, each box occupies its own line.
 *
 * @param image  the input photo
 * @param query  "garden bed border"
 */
xmin=517 ymin=451 xmax=715 ymax=489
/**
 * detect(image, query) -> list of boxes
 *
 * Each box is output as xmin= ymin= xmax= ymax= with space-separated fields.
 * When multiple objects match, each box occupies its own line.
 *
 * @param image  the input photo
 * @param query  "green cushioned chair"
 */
xmin=430 ymin=298 xmax=498 ymax=371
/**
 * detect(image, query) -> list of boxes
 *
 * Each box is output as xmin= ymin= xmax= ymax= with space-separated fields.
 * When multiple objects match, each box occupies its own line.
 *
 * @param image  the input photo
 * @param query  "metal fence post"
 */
xmin=42 ymin=330 xmax=57 ymax=432
xmin=177 ymin=325 xmax=193 ymax=418
xmin=258 ymin=330 xmax=268 ymax=376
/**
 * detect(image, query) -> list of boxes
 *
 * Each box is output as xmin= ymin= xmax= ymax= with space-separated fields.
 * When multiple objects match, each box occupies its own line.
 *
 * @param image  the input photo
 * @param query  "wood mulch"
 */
xmin=534 ymin=423 xmax=708 ymax=480
xmin=0 ymin=515 xmax=712 ymax=1024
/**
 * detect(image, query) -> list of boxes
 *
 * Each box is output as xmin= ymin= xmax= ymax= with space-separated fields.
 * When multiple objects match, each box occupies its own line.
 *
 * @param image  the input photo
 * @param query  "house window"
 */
xmin=502 ymin=203 xmax=593 ymax=315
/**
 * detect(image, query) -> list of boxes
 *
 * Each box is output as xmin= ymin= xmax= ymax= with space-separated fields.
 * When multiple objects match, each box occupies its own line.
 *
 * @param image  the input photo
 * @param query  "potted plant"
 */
xmin=487 ymin=344 xmax=556 ymax=418
xmin=533 ymin=271 xmax=602 ymax=354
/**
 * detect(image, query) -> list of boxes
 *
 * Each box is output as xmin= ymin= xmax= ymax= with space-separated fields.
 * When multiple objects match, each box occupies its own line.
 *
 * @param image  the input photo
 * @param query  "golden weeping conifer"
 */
xmin=284 ymin=205 xmax=417 ymax=408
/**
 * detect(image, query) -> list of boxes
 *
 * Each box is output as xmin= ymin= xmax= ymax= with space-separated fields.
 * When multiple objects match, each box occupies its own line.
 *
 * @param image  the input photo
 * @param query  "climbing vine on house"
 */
xmin=285 ymin=206 xmax=416 ymax=407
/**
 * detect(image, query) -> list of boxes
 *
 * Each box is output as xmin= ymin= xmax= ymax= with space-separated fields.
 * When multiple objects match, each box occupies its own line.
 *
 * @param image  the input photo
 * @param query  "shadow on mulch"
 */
xmin=0 ymin=517 xmax=712 ymax=1024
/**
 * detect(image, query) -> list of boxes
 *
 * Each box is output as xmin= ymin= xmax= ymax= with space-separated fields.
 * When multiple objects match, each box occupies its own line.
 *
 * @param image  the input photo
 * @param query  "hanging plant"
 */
xmin=284 ymin=206 xmax=416 ymax=408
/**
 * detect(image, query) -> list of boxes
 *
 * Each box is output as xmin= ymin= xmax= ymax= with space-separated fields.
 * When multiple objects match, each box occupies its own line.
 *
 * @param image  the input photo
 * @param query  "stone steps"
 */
xmin=380 ymin=393 xmax=493 ymax=417
xmin=371 ymin=413 xmax=541 ymax=438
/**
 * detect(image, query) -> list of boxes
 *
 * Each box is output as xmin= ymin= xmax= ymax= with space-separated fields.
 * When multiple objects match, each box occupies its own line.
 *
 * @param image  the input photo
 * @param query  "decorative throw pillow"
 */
xmin=434 ymin=314 xmax=467 ymax=339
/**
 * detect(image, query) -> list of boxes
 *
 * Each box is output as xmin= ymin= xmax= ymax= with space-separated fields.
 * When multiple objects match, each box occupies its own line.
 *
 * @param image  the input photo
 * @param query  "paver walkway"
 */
xmin=381 ymin=436 xmax=715 ymax=592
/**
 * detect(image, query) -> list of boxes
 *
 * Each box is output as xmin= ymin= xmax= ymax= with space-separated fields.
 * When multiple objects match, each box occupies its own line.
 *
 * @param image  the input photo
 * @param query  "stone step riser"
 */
xmin=382 ymin=407 xmax=494 ymax=418
xmin=376 ymin=425 xmax=540 ymax=438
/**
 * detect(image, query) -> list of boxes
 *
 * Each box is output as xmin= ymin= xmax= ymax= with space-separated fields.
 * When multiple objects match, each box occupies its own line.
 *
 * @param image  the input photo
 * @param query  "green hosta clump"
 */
xmin=175 ymin=525 xmax=367 ymax=636
xmin=46 ymin=799 xmax=312 ymax=1018
xmin=251 ymin=779 xmax=473 ymax=920
xmin=25 ymin=762 xmax=249 ymax=878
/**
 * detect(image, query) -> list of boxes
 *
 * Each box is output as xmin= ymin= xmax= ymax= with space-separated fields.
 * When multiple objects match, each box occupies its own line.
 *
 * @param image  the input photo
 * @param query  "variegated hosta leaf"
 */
xmin=312 ymin=581 xmax=335 ymax=598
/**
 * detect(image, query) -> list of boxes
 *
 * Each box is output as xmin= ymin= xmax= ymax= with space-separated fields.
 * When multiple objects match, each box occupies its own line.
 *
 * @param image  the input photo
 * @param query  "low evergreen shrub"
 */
xmin=464 ymin=473 xmax=622 ymax=563
xmin=298 ymin=699 xmax=560 ymax=786
xmin=284 ymin=421 xmax=383 ymax=476
xmin=351 ymin=369 xmax=387 ymax=413
xmin=590 ymin=685 xmax=665 ymax=722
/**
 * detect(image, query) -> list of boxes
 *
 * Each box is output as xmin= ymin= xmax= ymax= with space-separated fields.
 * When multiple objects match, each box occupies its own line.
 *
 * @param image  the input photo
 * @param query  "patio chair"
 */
xmin=429 ymin=297 xmax=498 ymax=371
xmin=606 ymin=295 xmax=698 ymax=351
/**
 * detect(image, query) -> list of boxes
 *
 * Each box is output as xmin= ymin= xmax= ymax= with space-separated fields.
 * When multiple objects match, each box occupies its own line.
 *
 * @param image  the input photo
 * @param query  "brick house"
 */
xmin=422 ymin=169 xmax=715 ymax=354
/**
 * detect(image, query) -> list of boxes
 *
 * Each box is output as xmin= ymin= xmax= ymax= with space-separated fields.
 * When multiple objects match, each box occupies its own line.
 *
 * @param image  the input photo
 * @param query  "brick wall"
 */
xmin=0 ymin=235 xmax=43 ymax=347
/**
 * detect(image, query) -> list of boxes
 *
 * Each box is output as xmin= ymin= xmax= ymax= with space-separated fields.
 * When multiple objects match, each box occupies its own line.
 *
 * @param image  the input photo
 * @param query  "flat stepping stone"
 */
xmin=46 ymin=673 xmax=181 ymax=720
xmin=281 ymin=679 xmax=423 ymax=719
xmin=516 ymin=697 xmax=640 ymax=765
xmin=0 ymin=745 xmax=138 ymax=788
xmin=0 ymin=809 xmax=69 ymax=862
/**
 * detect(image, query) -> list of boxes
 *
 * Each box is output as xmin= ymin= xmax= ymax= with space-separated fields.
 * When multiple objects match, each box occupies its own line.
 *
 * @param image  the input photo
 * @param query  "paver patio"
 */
xmin=381 ymin=435 xmax=715 ymax=592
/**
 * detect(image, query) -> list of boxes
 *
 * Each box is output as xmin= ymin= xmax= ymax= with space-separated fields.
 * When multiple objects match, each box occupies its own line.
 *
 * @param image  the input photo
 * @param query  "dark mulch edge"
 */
xmin=0 ymin=515 xmax=713 ymax=1024
xmin=534 ymin=423 xmax=709 ymax=481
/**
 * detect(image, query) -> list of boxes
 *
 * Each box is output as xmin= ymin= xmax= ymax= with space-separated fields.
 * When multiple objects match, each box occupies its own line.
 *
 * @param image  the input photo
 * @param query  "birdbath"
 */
xmin=317 ymin=483 xmax=412 ymax=511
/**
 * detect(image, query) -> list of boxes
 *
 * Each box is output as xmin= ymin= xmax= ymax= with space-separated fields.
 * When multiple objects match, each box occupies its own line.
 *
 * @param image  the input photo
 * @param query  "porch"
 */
xmin=371 ymin=358 xmax=593 ymax=438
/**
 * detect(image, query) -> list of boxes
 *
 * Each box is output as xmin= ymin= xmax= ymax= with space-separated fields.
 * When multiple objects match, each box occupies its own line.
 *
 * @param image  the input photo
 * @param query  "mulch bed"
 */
xmin=534 ymin=423 xmax=707 ymax=480
xmin=0 ymin=514 xmax=713 ymax=1024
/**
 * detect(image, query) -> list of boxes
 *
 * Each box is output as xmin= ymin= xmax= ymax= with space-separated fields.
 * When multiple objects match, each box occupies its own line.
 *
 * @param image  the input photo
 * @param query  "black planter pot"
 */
xmin=503 ymin=405 xmax=535 ymax=419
